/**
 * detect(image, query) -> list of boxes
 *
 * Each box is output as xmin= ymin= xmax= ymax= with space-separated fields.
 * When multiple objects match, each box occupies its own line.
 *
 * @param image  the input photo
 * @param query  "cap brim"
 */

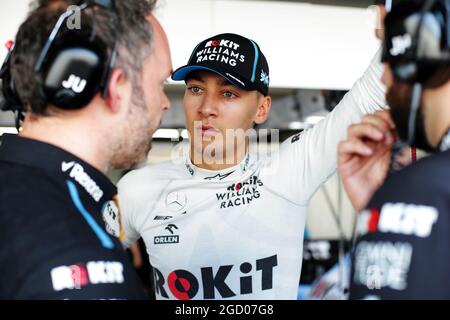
xmin=171 ymin=65 xmax=251 ymax=91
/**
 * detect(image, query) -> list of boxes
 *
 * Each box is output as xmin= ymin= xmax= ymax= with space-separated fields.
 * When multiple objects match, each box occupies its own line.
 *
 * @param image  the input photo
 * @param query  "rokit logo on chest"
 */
xmin=216 ymin=175 xmax=263 ymax=209
xmin=153 ymin=255 xmax=278 ymax=300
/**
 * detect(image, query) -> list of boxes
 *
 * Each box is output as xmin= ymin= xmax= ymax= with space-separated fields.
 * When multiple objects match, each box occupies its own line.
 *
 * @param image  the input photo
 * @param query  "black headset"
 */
xmin=0 ymin=0 xmax=117 ymax=116
xmin=382 ymin=0 xmax=450 ymax=148
xmin=0 ymin=42 xmax=23 ymax=116
xmin=382 ymin=0 xmax=450 ymax=84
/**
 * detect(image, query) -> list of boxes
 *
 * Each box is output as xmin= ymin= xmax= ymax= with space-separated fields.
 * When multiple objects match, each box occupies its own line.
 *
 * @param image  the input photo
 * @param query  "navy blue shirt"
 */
xmin=0 ymin=134 xmax=147 ymax=299
xmin=350 ymin=150 xmax=450 ymax=299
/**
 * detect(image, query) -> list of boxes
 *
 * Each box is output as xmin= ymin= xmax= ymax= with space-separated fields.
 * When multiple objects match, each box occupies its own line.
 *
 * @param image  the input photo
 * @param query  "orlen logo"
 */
xmin=62 ymin=74 xmax=87 ymax=93
xmin=50 ymin=261 xmax=124 ymax=292
xmin=62 ymin=161 xmax=104 ymax=202
xmin=358 ymin=203 xmax=439 ymax=238
xmin=153 ymin=255 xmax=278 ymax=300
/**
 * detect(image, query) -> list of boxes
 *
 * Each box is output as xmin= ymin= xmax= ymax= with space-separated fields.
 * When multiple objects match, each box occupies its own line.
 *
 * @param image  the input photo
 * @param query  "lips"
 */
xmin=198 ymin=124 xmax=220 ymax=137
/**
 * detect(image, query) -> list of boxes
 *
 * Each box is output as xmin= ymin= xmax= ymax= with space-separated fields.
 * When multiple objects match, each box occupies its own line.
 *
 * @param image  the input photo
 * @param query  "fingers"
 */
xmin=348 ymin=123 xmax=384 ymax=142
xmin=371 ymin=110 xmax=396 ymax=129
xmin=338 ymin=138 xmax=373 ymax=161
xmin=361 ymin=115 xmax=393 ymax=135
xmin=348 ymin=112 xmax=396 ymax=145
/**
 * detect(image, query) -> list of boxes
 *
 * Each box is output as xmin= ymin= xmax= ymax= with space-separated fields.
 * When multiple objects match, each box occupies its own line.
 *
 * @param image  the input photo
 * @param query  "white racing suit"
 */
xmin=118 ymin=49 xmax=386 ymax=300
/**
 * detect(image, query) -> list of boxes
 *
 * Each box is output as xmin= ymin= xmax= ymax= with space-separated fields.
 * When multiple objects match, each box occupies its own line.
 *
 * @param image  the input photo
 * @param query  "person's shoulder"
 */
xmin=119 ymin=159 xmax=185 ymax=185
xmin=0 ymin=162 xmax=63 ymax=207
xmin=389 ymin=151 xmax=448 ymax=188
xmin=372 ymin=151 xmax=450 ymax=204
xmin=4 ymin=241 xmax=146 ymax=299
xmin=117 ymin=159 xmax=186 ymax=199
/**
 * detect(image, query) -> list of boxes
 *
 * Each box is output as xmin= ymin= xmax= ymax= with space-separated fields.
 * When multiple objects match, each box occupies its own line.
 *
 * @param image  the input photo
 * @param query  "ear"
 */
xmin=104 ymin=68 xmax=128 ymax=114
xmin=254 ymin=94 xmax=272 ymax=125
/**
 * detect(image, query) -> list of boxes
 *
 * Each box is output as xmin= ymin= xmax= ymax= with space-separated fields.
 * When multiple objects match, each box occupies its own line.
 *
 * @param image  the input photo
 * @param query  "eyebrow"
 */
xmin=186 ymin=73 xmax=204 ymax=83
xmin=186 ymin=73 xmax=235 ymax=87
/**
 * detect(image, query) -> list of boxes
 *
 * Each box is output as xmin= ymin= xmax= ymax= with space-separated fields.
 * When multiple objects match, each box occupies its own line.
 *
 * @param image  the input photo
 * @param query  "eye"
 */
xmin=223 ymin=91 xmax=237 ymax=99
xmin=187 ymin=86 xmax=203 ymax=94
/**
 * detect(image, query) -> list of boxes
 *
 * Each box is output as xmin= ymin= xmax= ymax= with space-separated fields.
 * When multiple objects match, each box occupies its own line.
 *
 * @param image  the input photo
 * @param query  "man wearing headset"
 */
xmin=117 ymin=20 xmax=387 ymax=299
xmin=338 ymin=0 xmax=450 ymax=299
xmin=0 ymin=0 xmax=172 ymax=299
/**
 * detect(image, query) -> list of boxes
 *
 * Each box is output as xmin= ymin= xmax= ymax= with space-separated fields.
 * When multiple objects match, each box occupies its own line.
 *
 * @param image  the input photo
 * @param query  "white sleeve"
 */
xmin=264 ymin=48 xmax=386 ymax=205
xmin=117 ymin=172 xmax=142 ymax=249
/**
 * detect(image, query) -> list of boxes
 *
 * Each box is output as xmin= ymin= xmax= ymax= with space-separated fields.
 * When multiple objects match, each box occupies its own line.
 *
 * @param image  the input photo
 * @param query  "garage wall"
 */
xmin=1 ymin=0 xmax=381 ymax=89
xmin=0 ymin=0 xmax=371 ymax=240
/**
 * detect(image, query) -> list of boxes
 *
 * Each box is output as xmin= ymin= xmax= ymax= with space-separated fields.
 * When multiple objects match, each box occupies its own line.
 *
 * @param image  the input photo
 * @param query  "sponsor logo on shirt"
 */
xmin=353 ymin=241 xmax=413 ymax=291
xmin=216 ymin=175 xmax=263 ymax=209
xmin=101 ymin=198 xmax=123 ymax=240
xmin=50 ymin=261 xmax=124 ymax=292
xmin=358 ymin=203 xmax=439 ymax=238
xmin=153 ymin=255 xmax=278 ymax=300
xmin=204 ymin=171 xmax=234 ymax=181
xmin=166 ymin=191 xmax=187 ymax=212
xmin=165 ymin=224 xmax=178 ymax=234
xmin=62 ymin=161 xmax=104 ymax=202
xmin=154 ymin=215 xmax=174 ymax=221
xmin=154 ymin=224 xmax=180 ymax=245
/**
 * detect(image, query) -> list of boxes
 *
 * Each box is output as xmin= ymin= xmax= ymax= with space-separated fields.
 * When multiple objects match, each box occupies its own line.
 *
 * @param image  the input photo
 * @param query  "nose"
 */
xmin=199 ymin=93 xmax=218 ymax=118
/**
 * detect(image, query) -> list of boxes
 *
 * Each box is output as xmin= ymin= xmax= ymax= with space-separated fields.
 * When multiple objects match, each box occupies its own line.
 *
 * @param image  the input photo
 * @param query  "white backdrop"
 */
xmin=0 ymin=0 xmax=378 ymax=239
xmin=0 ymin=0 xmax=381 ymax=90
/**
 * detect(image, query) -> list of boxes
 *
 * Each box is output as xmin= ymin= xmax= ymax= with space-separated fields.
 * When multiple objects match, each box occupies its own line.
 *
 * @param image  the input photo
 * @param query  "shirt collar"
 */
xmin=439 ymin=128 xmax=450 ymax=152
xmin=0 ymin=134 xmax=117 ymax=210
xmin=184 ymin=152 xmax=255 ymax=181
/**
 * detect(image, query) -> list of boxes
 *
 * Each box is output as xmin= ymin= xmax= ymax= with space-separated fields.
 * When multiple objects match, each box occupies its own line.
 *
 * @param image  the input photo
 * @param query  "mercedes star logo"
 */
xmin=165 ymin=191 xmax=187 ymax=212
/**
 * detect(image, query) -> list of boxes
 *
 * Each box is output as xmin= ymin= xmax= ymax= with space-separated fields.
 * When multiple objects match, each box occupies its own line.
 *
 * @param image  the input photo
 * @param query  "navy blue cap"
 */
xmin=172 ymin=33 xmax=270 ymax=96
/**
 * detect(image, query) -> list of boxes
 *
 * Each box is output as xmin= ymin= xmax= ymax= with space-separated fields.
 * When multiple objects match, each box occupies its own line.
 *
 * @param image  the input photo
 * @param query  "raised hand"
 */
xmin=338 ymin=111 xmax=396 ymax=211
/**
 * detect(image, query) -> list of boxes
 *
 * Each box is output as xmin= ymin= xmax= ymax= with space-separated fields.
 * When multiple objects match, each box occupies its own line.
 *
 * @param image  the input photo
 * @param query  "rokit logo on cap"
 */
xmin=195 ymin=39 xmax=246 ymax=67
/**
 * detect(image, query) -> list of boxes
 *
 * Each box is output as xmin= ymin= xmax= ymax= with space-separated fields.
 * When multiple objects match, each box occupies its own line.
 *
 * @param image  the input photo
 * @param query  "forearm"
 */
xmin=298 ymin=48 xmax=387 ymax=201
xmin=348 ymin=48 xmax=387 ymax=115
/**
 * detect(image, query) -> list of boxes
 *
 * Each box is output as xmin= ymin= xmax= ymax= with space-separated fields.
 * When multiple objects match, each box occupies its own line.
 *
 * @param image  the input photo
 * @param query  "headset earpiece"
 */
xmin=38 ymin=37 xmax=107 ymax=109
xmin=0 ymin=41 xmax=23 ymax=113
xmin=33 ymin=0 xmax=116 ymax=110
xmin=384 ymin=0 xmax=450 ymax=83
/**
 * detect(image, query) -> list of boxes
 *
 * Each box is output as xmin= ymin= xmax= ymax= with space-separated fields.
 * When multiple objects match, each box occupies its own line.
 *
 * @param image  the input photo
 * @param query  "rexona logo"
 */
xmin=153 ymin=255 xmax=278 ymax=300
xmin=62 ymin=161 xmax=104 ymax=202
xmin=216 ymin=175 xmax=263 ymax=209
xmin=50 ymin=261 xmax=124 ymax=292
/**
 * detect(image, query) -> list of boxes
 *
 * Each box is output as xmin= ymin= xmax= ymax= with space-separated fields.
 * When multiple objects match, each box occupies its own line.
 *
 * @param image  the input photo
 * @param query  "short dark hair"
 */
xmin=11 ymin=0 xmax=157 ymax=115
